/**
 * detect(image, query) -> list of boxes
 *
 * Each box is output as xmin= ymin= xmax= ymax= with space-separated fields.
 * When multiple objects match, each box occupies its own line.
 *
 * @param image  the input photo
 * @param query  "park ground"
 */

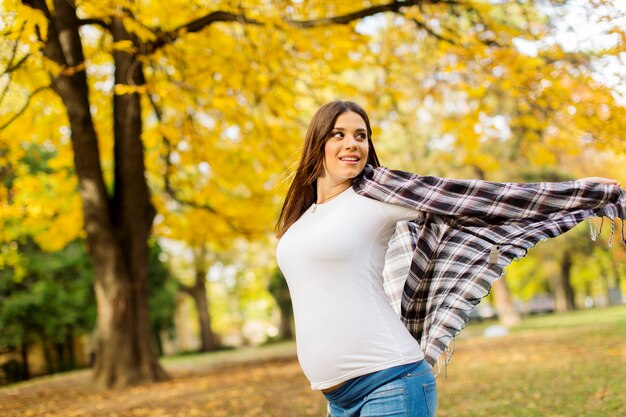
xmin=1 ymin=305 xmax=625 ymax=417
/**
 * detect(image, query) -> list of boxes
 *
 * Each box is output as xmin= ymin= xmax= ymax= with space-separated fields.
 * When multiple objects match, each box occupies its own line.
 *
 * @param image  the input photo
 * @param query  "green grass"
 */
xmin=511 ymin=306 xmax=626 ymax=331
xmin=160 ymin=340 xmax=297 ymax=370
xmin=437 ymin=305 xmax=626 ymax=417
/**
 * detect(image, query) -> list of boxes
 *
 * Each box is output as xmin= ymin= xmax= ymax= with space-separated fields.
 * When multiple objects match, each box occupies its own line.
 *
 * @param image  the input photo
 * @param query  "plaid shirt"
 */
xmin=353 ymin=165 xmax=626 ymax=371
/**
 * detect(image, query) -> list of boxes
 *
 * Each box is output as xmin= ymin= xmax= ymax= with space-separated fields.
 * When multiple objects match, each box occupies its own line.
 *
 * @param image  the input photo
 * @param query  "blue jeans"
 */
xmin=326 ymin=361 xmax=437 ymax=417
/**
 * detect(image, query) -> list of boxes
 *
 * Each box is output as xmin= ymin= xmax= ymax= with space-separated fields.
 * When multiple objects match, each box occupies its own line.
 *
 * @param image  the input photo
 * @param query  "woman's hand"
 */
xmin=577 ymin=177 xmax=621 ymax=186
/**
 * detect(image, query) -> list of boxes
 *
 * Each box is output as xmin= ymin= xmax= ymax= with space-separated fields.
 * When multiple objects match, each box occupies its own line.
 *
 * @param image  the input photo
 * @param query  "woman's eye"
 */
xmin=330 ymin=131 xmax=367 ymax=140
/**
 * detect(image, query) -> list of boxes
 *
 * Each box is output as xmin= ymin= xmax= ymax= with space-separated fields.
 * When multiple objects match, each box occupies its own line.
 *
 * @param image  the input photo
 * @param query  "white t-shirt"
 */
xmin=275 ymin=186 xmax=425 ymax=390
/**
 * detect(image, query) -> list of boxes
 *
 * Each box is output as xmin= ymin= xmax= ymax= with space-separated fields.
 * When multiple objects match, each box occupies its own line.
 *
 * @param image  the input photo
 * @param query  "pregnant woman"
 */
xmin=275 ymin=100 xmax=623 ymax=417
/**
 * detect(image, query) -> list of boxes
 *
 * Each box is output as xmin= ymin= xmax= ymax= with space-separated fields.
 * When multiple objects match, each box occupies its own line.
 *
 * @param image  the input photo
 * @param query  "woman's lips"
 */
xmin=339 ymin=155 xmax=361 ymax=164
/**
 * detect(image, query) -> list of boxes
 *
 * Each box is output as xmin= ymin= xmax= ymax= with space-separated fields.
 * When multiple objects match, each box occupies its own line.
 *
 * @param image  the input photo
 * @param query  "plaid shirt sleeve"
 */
xmin=354 ymin=165 xmax=626 ymax=369
xmin=355 ymin=165 xmax=625 ymax=225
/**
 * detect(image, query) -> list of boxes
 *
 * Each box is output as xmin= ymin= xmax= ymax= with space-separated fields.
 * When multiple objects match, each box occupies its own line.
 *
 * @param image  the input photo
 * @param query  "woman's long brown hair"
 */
xmin=275 ymin=101 xmax=381 ymax=237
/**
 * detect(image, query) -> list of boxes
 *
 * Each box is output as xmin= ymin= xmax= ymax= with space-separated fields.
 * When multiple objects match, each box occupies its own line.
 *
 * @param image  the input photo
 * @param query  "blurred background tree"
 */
xmin=268 ymin=268 xmax=293 ymax=341
xmin=0 ymin=239 xmax=95 ymax=382
xmin=0 ymin=237 xmax=177 ymax=384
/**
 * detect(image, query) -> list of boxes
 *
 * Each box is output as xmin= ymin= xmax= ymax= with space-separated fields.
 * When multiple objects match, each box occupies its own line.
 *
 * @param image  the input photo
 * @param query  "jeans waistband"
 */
xmin=323 ymin=360 xmax=428 ymax=409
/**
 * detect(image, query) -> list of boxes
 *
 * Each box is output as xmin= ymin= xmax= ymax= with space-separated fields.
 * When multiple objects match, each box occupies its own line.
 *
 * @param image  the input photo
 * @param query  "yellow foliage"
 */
xmin=121 ymin=17 xmax=157 ymax=42
xmin=528 ymin=142 xmax=558 ymax=167
xmin=114 ymin=83 xmax=147 ymax=95
xmin=35 ymin=195 xmax=84 ymax=251
xmin=9 ymin=1 xmax=49 ymax=43
xmin=1 ymin=0 xmax=625 ymax=265
xmin=110 ymin=39 xmax=137 ymax=53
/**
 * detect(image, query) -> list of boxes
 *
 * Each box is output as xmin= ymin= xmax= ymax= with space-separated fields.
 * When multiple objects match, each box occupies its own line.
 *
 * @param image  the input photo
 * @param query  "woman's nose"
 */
xmin=344 ymin=135 xmax=358 ymax=149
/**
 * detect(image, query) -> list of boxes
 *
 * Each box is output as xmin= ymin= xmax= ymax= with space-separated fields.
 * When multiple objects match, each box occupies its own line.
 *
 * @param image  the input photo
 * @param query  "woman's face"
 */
xmin=321 ymin=111 xmax=369 ymax=184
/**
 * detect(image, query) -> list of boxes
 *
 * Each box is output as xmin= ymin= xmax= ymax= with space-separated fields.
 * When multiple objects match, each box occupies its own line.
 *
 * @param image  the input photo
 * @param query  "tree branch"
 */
xmin=410 ymin=18 xmax=457 ymax=45
xmin=142 ymin=1 xmax=464 ymax=53
xmin=287 ymin=0 xmax=462 ymax=28
xmin=4 ymin=54 xmax=30 ymax=74
xmin=0 ymin=24 xmax=31 ymax=108
xmin=0 ymin=85 xmax=50 ymax=131
xmin=286 ymin=1 xmax=406 ymax=28
xmin=144 ymin=11 xmax=260 ymax=53
xmin=78 ymin=18 xmax=110 ymax=31
xmin=465 ymin=4 xmax=502 ymax=47
xmin=1 ymin=23 xmax=28 ymax=74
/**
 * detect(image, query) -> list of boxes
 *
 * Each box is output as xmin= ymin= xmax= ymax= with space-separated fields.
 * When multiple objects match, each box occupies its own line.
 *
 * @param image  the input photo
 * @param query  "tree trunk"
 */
xmin=54 ymin=342 xmax=66 ymax=371
xmin=493 ymin=276 xmax=522 ymax=327
xmin=23 ymin=0 xmax=167 ymax=388
xmin=607 ymin=256 xmax=623 ymax=306
xmin=278 ymin=309 xmax=293 ymax=340
xmin=154 ymin=331 xmax=164 ymax=356
xmin=65 ymin=333 xmax=76 ymax=370
xmin=269 ymin=269 xmax=293 ymax=340
xmin=19 ymin=342 xmax=30 ymax=381
xmin=554 ymin=249 xmax=576 ymax=312
xmin=189 ymin=280 xmax=219 ymax=351
xmin=40 ymin=336 xmax=55 ymax=374
xmin=184 ymin=247 xmax=219 ymax=352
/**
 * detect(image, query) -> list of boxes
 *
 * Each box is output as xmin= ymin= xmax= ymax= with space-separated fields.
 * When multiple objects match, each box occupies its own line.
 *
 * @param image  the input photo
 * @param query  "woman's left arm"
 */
xmin=355 ymin=165 xmax=625 ymax=224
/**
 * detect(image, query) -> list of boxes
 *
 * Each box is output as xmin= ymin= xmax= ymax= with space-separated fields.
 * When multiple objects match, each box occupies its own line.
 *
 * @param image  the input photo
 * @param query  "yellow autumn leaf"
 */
xmin=122 ymin=17 xmax=157 ymax=42
xmin=114 ymin=83 xmax=146 ymax=95
xmin=110 ymin=39 xmax=137 ymax=53
xmin=13 ymin=2 xmax=49 ymax=42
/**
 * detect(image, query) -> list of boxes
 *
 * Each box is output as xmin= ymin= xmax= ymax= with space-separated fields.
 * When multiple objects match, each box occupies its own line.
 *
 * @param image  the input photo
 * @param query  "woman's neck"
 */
xmin=316 ymin=178 xmax=352 ymax=205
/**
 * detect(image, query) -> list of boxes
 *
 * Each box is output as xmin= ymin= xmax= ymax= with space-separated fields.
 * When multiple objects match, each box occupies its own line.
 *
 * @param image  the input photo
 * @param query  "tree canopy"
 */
xmin=2 ymin=1 xmax=624 ymax=254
